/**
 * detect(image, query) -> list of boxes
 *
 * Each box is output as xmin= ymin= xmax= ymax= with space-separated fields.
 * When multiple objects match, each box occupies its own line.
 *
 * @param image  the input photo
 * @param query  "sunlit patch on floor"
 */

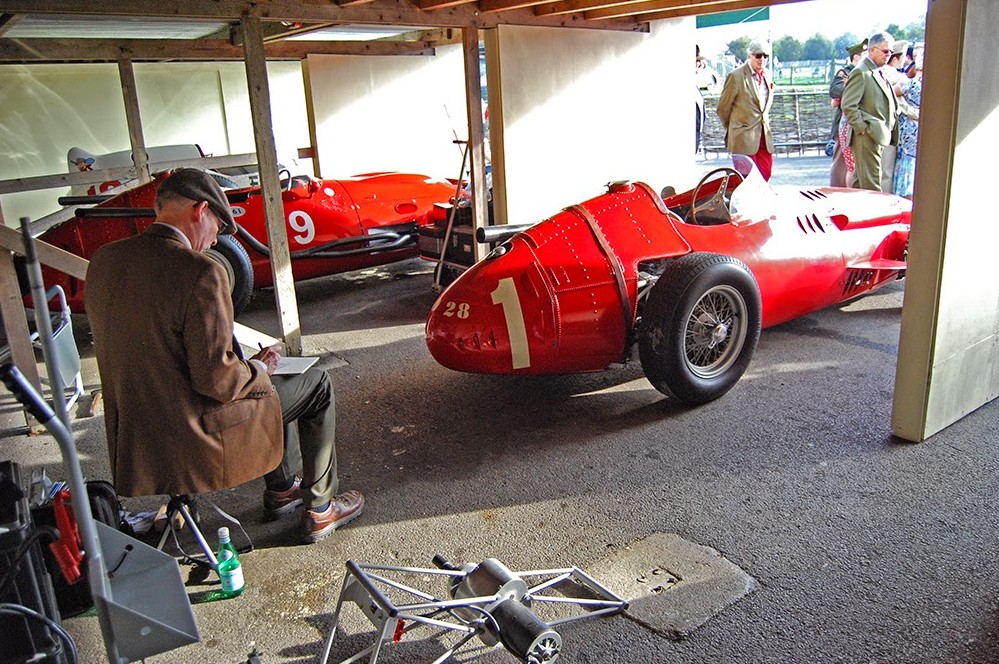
xmin=571 ymin=377 xmax=655 ymax=397
xmin=743 ymin=360 xmax=838 ymax=379
xmin=586 ymin=532 xmax=756 ymax=639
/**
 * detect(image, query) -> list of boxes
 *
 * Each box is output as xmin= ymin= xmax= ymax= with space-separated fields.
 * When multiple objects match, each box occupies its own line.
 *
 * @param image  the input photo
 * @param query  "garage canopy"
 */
xmin=0 ymin=0 xmax=798 ymax=62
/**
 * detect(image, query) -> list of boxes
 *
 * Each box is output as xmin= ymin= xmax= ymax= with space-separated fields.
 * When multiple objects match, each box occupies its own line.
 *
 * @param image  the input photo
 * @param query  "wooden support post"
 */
xmin=482 ymin=29 xmax=507 ymax=228
xmin=462 ymin=27 xmax=489 ymax=261
xmin=241 ymin=16 xmax=302 ymax=356
xmin=301 ymin=59 xmax=323 ymax=178
xmin=118 ymin=58 xmax=151 ymax=185
xmin=0 ymin=249 xmax=41 ymax=394
xmin=0 ymin=202 xmax=42 ymax=426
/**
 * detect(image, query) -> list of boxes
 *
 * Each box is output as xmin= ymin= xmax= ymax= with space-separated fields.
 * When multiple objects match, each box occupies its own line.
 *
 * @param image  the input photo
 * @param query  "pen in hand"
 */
xmin=256 ymin=342 xmax=280 ymax=375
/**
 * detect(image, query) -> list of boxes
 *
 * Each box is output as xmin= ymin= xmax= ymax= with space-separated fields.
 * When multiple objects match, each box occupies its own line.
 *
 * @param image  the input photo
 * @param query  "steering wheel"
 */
xmin=689 ymin=167 xmax=744 ymax=226
xmin=279 ymin=167 xmax=293 ymax=191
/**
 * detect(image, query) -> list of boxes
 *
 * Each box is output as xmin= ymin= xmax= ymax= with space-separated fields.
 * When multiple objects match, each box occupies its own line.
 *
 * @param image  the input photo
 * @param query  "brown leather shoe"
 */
xmin=302 ymin=490 xmax=364 ymax=543
xmin=263 ymin=476 xmax=303 ymax=520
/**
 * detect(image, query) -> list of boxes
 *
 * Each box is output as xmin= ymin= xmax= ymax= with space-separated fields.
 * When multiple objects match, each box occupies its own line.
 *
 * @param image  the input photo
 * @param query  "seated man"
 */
xmin=85 ymin=168 xmax=363 ymax=544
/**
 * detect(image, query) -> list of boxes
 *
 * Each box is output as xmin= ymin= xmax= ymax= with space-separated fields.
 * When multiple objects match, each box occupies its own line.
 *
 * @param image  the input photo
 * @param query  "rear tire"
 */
xmin=639 ymin=253 xmax=761 ymax=405
xmin=206 ymin=235 xmax=254 ymax=316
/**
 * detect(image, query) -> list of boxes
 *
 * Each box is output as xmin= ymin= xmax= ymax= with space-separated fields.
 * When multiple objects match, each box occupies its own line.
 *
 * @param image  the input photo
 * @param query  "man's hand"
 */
xmin=251 ymin=344 xmax=282 ymax=375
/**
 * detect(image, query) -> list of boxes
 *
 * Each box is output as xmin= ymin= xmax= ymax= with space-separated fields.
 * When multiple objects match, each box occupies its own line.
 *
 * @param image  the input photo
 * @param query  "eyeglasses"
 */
xmin=751 ymin=53 xmax=769 ymax=59
xmin=200 ymin=204 xmax=226 ymax=233
xmin=874 ymin=47 xmax=892 ymax=56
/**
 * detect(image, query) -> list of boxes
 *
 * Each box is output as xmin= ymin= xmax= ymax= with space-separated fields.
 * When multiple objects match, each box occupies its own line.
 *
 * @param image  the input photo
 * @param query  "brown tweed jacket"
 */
xmin=85 ymin=224 xmax=282 ymax=496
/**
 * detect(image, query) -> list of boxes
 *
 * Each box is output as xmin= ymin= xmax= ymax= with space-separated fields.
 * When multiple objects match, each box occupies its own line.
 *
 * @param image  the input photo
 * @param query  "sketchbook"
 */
xmin=273 ymin=356 xmax=319 ymax=375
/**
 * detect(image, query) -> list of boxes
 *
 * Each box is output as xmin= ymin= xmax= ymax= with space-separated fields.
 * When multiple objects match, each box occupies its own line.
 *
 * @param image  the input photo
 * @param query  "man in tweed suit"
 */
xmin=86 ymin=169 xmax=364 ymax=543
xmin=841 ymin=32 xmax=899 ymax=191
xmin=717 ymin=39 xmax=775 ymax=180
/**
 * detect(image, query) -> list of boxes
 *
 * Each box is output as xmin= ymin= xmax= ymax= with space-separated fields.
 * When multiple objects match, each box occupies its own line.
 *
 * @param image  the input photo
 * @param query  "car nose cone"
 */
xmin=426 ymin=241 xmax=555 ymax=374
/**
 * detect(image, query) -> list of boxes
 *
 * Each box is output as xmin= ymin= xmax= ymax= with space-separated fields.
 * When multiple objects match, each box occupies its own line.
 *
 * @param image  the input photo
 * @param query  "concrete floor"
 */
xmin=3 ymin=155 xmax=998 ymax=663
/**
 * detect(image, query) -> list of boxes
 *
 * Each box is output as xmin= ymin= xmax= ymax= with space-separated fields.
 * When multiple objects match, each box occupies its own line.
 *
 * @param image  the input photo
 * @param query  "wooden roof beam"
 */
xmin=0 ymin=12 xmax=24 ymax=36
xmin=534 ymin=0 xmax=630 ymax=17
xmin=414 ymin=0 xmax=478 ymax=10
xmin=0 ymin=37 xmax=437 ymax=63
xmin=0 ymin=0 xmax=645 ymax=32
xmin=230 ymin=21 xmax=340 ymax=45
xmin=479 ymin=0 xmax=552 ymax=13
xmin=585 ymin=0 xmax=794 ymax=20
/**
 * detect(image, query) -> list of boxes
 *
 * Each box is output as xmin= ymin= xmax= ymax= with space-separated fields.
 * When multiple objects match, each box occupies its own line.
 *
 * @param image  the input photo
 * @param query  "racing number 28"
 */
xmin=443 ymin=301 xmax=470 ymax=318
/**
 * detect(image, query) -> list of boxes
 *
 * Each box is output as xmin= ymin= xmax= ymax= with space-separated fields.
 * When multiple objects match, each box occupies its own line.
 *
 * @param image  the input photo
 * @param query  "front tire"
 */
xmin=639 ymin=253 xmax=761 ymax=405
xmin=206 ymin=235 xmax=254 ymax=316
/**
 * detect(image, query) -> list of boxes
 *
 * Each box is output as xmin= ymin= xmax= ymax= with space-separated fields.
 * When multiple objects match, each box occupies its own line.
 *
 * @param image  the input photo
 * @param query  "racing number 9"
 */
xmin=288 ymin=210 xmax=315 ymax=245
xmin=490 ymin=277 xmax=531 ymax=369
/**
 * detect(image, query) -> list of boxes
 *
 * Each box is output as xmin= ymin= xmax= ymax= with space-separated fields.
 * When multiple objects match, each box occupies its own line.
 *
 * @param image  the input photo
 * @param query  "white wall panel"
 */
xmin=893 ymin=0 xmax=999 ymax=439
xmin=923 ymin=0 xmax=999 ymax=433
xmin=0 ymin=61 xmax=308 ymax=224
xmin=305 ymin=47 xmax=468 ymax=180
xmin=492 ymin=20 xmax=692 ymax=225
xmin=217 ymin=65 xmax=311 ymax=167
xmin=0 ymin=63 xmax=126 ymax=222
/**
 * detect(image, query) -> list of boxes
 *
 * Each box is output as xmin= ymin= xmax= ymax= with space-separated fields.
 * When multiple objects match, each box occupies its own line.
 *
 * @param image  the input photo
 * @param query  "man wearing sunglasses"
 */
xmin=716 ymin=39 xmax=775 ymax=181
xmin=840 ymin=32 xmax=899 ymax=191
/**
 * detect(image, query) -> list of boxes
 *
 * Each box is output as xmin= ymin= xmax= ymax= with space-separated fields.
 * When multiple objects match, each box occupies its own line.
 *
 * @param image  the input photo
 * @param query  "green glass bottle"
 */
xmin=217 ymin=526 xmax=244 ymax=598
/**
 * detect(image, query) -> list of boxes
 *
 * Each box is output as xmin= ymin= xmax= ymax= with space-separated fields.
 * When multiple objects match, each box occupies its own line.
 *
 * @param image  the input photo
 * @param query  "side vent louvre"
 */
xmin=800 ymin=189 xmax=829 ymax=201
xmin=796 ymin=213 xmax=827 ymax=234
xmin=843 ymin=268 xmax=876 ymax=296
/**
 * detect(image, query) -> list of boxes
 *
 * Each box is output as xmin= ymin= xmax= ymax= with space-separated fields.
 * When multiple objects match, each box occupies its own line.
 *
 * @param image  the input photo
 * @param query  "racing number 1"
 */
xmin=490 ymin=277 xmax=531 ymax=369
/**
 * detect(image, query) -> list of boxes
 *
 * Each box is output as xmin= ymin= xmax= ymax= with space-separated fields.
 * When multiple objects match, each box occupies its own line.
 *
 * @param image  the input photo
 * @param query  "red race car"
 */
xmin=33 ymin=169 xmax=457 ymax=314
xmin=426 ymin=156 xmax=911 ymax=405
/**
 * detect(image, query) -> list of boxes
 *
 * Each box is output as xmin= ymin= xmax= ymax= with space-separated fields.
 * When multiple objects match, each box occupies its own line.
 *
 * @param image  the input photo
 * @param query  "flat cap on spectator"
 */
xmin=158 ymin=168 xmax=237 ymax=235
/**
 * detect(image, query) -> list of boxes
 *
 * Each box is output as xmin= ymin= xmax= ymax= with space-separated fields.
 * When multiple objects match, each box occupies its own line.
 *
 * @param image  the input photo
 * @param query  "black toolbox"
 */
xmin=0 ymin=460 xmax=69 ymax=664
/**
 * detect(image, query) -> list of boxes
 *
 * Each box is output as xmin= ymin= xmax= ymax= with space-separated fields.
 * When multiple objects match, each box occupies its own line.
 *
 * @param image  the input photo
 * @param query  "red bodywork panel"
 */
xmin=426 ymin=176 xmax=911 ymax=375
xmin=33 ymin=171 xmax=455 ymax=312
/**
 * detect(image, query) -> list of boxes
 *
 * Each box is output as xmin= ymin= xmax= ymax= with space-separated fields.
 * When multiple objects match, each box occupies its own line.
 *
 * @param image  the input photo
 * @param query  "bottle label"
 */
xmin=220 ymin=562 xmax=244 ymax=594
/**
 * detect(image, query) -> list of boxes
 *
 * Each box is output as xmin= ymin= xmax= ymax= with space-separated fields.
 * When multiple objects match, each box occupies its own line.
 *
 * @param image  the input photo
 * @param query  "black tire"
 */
xmin=638 ymin=253 xmax=761 ymax=405
xmin=206 ymin=235 xmax=254 ymax=316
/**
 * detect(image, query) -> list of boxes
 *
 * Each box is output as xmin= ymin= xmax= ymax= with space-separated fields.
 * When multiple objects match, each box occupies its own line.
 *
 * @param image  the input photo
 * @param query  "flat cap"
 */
xmin=158 ymin=168 xmax=237 ymax=235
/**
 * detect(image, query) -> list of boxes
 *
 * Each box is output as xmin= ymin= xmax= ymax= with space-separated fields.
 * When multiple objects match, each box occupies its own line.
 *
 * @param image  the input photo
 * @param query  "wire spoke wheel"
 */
xmin=638 ymin=253 xmax=761 ymax=405
xmin=683 ymin=285 xmax=748 ymax=379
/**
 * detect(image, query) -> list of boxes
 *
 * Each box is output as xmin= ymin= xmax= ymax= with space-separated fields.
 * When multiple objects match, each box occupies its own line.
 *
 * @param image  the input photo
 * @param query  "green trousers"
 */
xmin=264 ymin=369 xmax=338 ymax=509
xmin=851 ymin=132 xmax=885 ymax=192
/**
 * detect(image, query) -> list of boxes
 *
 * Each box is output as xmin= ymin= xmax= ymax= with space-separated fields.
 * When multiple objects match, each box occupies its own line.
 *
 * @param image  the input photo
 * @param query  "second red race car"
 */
xmin=425 ymin=155 xmax=911 ymax=405
xmin=33 ymin=169 xmax=457 ymax=315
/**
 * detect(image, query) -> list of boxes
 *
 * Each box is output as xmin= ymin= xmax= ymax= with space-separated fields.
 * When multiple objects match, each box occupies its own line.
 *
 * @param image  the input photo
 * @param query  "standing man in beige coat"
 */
xmin=841 ymin=32 xmax=899 ymax=191
xmin=717 ymin=39 xmax=775 ymax=180
xmin=86 ymin=169 xmax=364 ymax=544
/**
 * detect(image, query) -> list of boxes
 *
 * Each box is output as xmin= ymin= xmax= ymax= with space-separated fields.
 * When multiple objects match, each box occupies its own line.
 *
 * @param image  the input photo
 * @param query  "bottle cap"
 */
xmin=218 ymin=526 xmax=230 ymax=539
